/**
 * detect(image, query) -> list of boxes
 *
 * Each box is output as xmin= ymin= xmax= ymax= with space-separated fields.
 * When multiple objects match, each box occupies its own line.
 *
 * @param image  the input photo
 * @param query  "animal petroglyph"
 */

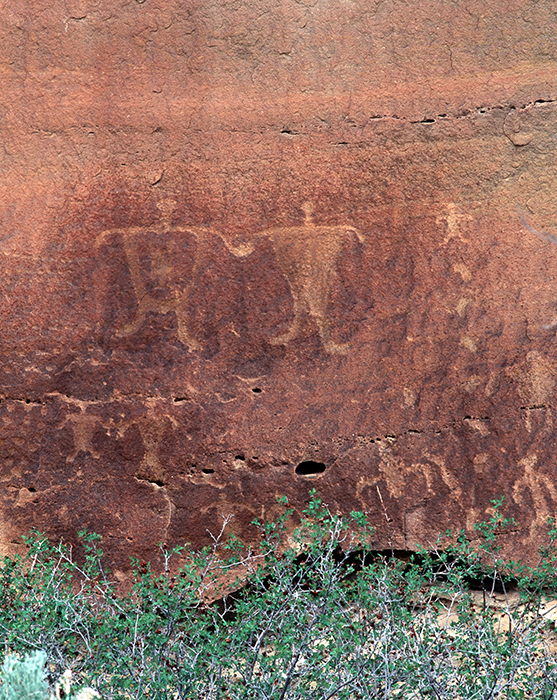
xmin=356 ymin=444 xmax=461 ymax=503
xmin=97 ymin=199 xmax=212 ymax=352
xmin=97 ymin=200 xmax=364 ymax=354
xmin=235 ymin=202 xmax=365 ymax=354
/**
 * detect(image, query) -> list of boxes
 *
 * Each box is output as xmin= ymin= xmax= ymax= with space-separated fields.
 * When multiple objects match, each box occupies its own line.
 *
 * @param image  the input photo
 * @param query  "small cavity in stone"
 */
xmin=295 ymin=460 xmax=327 ymax=476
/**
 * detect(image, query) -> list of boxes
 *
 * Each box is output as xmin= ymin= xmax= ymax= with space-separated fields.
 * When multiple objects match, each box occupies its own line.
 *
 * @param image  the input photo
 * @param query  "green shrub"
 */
xmin=0 ymin=492 xmax=556 ymax=698
xmin=0 ymin=651 xmax=49 ymax=700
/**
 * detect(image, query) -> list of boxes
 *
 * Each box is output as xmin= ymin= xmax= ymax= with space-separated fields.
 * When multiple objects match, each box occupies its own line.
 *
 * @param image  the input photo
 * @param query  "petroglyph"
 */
xmin=513 ymin=454 xmax=557 ymax=538
xmin=464 ymin=417 xmax=490 ymax=437
xmin=518 ymin=206 xmax=557 ymax=330
xmin=437 ymin=203 xmax=472 ymax=245
xmin=463 ymin=374 xmax=482 ymax=393
xmin=453 ymin=263 xmax=471 ymax=281
xmin=225 ymin=202 xmax=365 ymax=354
xmin=516 ymin=351 xmax=556 ymax=406
xmin=455 ymin=297 xmax=471 ymax=317
xmin=422 ymin=450 xmax=462 ymax=502
xmin=359 ymin=442 xmax=461 ymax=502
xmin=53 ymin=392 xmax=179 ymax=475
xmin=460 ymin=335 xmax=477 ymax=352
xmin=465 ymin=453 xmax=490 ymax=532
xmin=122 ymin=401 xmax=177 ymax=543
xmin=96 ymin=199 xmax=211 ymax=352
xmin=57 ymin=397 xmax=108 ymax=463
xmin=115 ymin=399 xmax=178 ymax=485
xmin=97 ymin=200 xmax=364 ymax=354
xmin=508 ymin=351 xmax=555 ymax=432
xmin=64 ymin=413 xmax=103 ymax=462
xmin=403 ymin=387 xmax=417 ymax=407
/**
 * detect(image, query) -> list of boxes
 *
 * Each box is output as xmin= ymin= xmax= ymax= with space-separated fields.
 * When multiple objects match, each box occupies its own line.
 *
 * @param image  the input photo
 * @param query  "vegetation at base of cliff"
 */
xmin=1 ymin=493 xmax=557 ymax=699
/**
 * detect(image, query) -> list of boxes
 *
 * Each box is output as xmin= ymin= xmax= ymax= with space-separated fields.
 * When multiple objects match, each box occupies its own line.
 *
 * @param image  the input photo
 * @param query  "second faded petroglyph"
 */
xmin=227 ymin=202 xmax=365 ymax=353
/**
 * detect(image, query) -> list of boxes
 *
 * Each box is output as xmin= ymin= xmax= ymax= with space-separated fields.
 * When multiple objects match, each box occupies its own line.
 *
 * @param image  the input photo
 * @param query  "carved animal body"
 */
xmin=97 ymin=200 xmax=209 ymax=351
xmin=97 ymin=201 xmax=364 ymax=353
xmin=245 ymin=203 xmax=365 ymax=353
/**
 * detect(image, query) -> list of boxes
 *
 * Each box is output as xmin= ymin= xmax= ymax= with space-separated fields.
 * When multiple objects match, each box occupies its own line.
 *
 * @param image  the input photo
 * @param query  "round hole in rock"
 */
xmin=202 ymin=468 xmax=215 ymax=475
xmin=295 ymin=460 xmax=327 ymax=476
xmin=251 ymin=387 xmax=262 ymax=394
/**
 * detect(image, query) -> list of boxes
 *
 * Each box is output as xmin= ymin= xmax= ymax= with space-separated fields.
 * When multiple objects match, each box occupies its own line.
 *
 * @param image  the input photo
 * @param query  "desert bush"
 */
xmin=0 ymin=492 xmax=556 ymax=698
xmin=0 ymin=650 xmax=49 ymax=700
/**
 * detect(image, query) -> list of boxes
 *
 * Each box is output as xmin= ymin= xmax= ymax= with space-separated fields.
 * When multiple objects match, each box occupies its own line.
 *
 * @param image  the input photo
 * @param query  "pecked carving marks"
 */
xmin=512 ymin=454 xmax=557 ymax=539
xmin=437 ymin=202 xmax=472 ymax=246
xmin=97 ymin=201 xmax=364 ymax=354
xmin=97 ymin=199 xmax=209 ymax=352
xmin=242 ymin=202 xmax=365 ymax=354
xmin=119 ymin=399 xmax=178 ymax=487
xmin=518 ymin=207 xmax=557 ymax=330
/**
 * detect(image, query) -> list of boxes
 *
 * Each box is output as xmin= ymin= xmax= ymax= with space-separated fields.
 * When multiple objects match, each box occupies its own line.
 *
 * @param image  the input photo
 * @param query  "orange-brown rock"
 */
xmin=2 ymin=0 xmax=557 ymax=569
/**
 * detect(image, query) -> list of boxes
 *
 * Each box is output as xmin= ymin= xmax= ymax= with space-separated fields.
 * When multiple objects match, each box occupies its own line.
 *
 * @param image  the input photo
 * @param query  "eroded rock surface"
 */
xmin=2 ymin=0 xmax=557 ymax=567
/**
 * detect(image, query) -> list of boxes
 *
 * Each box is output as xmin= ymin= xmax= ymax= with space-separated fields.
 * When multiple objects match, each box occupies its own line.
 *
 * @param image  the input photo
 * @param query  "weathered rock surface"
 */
xmin=2 ymin=0 xmax=557 ymax=569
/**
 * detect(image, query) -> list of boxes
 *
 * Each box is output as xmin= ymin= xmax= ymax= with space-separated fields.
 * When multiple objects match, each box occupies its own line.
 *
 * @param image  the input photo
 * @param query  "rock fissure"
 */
xmin=344 ymin=97 xmax=557 ymax=129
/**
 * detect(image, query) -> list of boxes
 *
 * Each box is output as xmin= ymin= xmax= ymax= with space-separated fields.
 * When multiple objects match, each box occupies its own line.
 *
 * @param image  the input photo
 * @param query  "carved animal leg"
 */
xmin=169 ymin=286 xmax=201 ymax=351
xmin=307 ymin=281 xmax=349 ymax=354
xmin=116 ymin=296 xmax=201 ymax=351
xmin=116 ymin=296 xmax=156 ymax=337
xmin=269 ymin=299 xmax=304 ymax=346
xmin=175 ymin=308 xmax=203 ymax=351
xmin=171 ymin=235 xmax=207 ymax=351
xmin=315 ymin=314 xmax=349 ymax=354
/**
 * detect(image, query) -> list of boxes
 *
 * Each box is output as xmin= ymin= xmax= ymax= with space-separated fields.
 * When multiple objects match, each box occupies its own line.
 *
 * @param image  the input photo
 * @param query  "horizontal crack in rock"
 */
xmin=348 ymin=97 xmax=557 ymax=128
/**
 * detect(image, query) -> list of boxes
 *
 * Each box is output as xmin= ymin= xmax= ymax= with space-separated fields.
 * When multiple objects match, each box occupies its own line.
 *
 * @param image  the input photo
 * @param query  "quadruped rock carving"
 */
xmin=96 ymin=199 xmax=208 ymax=351
xmin=97 ymin=201 xmax=364 ymax=354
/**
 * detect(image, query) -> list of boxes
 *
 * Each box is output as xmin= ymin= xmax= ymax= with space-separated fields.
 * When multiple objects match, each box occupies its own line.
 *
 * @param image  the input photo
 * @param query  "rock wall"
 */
xmin=2 ymin=0 xmax=557 ymax=568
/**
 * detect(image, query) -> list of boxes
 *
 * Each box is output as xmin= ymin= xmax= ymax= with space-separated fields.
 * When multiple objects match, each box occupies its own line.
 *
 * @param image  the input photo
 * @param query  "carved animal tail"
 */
xmin=182 ymin=226 xmax=257 ymax=258
xmin=217 ymin=232 xmax=257 ymax=258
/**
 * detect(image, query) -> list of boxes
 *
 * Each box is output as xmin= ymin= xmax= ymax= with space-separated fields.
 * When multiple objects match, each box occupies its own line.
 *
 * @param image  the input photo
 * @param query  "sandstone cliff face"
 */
xmin=2 ymin=0 xmax=557 ymax=568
